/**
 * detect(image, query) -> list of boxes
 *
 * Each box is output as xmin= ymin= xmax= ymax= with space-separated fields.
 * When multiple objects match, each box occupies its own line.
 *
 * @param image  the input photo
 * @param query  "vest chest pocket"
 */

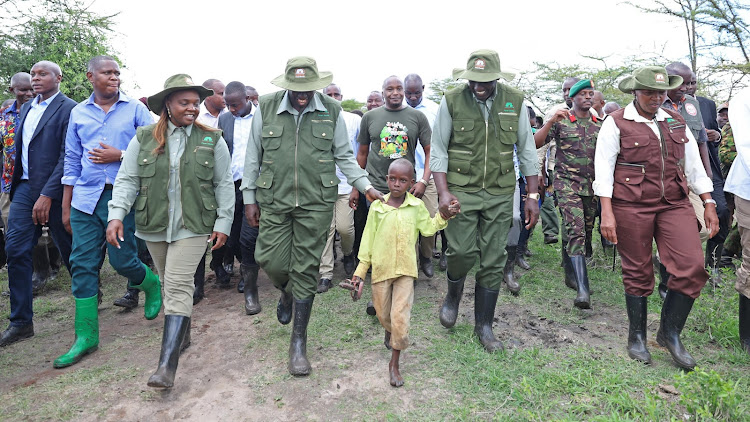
xmin=320 ymin=173 xmax=340 ymax=203
xmin=668 ymin=129 xmax=688 ymax=160
xmin=311 ymin=122 xmax=334 ymax=151
xmin=447 ymin=159 xmax=471 ymax=186
xmin=138 ymin=153 xmax=157 ymax=178
xmin=194 ymin=148 xmax=214 ymax=180
xmin=200 ymin=183 xmax=218 ymax=227
xmin=613 ymin=163 xmax=645 ymax=202
xmin=262 ymin=125 xmax=283 ymax=151
xmin=619 ymin=135 xmax=652 ymax=162
xmin=452 ymin=120 xmax=474 ymax=144
xmin=498 ymin=116 xmax=518 ymax=145
xmin=255 ymin=172 xmax=274 ymax=204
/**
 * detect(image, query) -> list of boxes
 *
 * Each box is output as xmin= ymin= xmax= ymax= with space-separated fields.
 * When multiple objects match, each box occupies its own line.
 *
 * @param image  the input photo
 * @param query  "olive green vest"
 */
xmin=255 ymin=91 xmax=341 ymax=212
xmin=444 ymin=83 xmax=523 ymax=195
xmin=134 ymin=124 xmax=221 ymax=234
xmin=674 ymin=95 xmax=704 ymax=141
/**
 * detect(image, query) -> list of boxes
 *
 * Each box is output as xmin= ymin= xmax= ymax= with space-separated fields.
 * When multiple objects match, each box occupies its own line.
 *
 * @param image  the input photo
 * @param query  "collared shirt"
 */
xmin=63 ymin=92 xmax=153 ymax=214
xmin=336 ymin=110 xmax=361 ymax=195
xmin=725 ymin=87 xmax=750 ymax=200
xmin=430 ymin=85 xmax=539 ymax=179
xmin=354 ymin=192 xmax=447 ymax=283
xmin=410 ymin=97 xmax=439 ymax=181
xmin=0 ymin=100 xmax=22 ymax=193
xmin=662 ymin=96 xmax=708 ymax=144
xmin=230 ymin=112 xmax=253 ymax=181
xmin=108 ymin=121 xmax=235 ymax=242
xmin=240 ymin=91 xmax=370 ymax=205
xmin=21 ymin=91 xmax=61 ymax=180
xmin=196 ymin=103 xmax=227 ymax=129
xmin=593 ymin=102 xmax=713 ymax=198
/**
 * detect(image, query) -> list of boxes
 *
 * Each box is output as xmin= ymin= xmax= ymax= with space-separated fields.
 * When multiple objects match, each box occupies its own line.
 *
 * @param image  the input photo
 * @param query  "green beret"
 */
xmin=569 ymin=79 xmax=594 ymax=98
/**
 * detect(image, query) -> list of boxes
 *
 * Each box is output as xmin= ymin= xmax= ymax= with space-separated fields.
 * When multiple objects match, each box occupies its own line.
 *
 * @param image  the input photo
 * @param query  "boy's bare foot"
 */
xmin=384 ymin=331 xmax=391 ymax=350
xmin=389 ymin=349 xmax=403 ymax=387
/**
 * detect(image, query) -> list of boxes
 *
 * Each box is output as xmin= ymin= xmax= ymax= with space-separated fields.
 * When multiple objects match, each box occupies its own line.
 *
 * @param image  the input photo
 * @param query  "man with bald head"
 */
xmin=592 ymin=91 xmax=605 ymax=117
xmin=197 ymin=78 xmax=226 ymax=128
xmin=602 ymin=101 xmax=621 ymax=116
xmin=1 ymin=61 xmax=76 ymax=347
xmin=245 ymin=86 xmax=259 ymax=107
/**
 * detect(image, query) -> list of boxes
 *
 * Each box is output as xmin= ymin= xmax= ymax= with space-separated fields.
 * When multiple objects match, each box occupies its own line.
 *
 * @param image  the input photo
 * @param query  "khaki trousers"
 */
xmin=689 ymin=191 xmax=711 ymax=242
xmin=147 ymin=235 xmax=209 ymax=317
xmin=734 ymin=196 xmax=750 ymax=298
xmin=371 ymin=275 xmax=414 ymax=351
xmin=419 ymin=180 xmax=438 ymax=259
xmin=0 ymin=191 xmax=9 ymax=229
xmin=319 ymin=193 xmax=354 ymax=280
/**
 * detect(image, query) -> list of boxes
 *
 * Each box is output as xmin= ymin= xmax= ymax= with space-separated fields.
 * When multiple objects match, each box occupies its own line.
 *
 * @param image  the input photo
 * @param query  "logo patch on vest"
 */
xmin=201 ymin=136 xmax=214 ymax=146
xmin=503 ymin=102 xmax=516 ymax=113
xmin=685 ymin=102 xmax=698 ymax=116
xmin=295 ymin=68 xmax=306 ymax=78
xmin=474 ymin=59 xmax=485 ymax=70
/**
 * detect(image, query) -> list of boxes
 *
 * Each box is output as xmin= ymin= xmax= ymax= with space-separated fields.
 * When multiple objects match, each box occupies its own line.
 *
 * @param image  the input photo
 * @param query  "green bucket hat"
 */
xmin=618 ymin=66 xmax=683 ymax=94
xmin=147 ymin=74 xmax=214 ymax=114
xmin=271 ymin=56 xmax=333 ymax=91
xmin=452 ymin=49 xmax=515 ymax=82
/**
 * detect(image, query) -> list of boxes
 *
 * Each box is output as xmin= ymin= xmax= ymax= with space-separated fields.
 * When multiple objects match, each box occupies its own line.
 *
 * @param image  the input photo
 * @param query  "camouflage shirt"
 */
xmin=548 ymin=112 xmax=601 ymax=196
xmin=719 ymin=122 xmax=735 ymax=180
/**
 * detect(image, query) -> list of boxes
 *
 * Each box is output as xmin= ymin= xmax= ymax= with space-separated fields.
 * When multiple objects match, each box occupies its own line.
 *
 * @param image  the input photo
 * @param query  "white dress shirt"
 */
xmin=197 ymin=103 xmax=226 ymax=129
xmin=231 ymin=112 xmax=253 ymax=181
xmin=335 ymin=110 xmax=362 ymax=195
xmin=725 ymin=87 xmax=750 ymax=200
xmin=411 ymin=98 xmax=439 ymax=181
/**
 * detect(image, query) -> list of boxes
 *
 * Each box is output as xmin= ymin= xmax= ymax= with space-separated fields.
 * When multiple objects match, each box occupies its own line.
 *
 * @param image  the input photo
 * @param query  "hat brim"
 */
xmin=452 ymin=67 xmax=514 ymax=83
xmin=618 ymin=75 xmax=683 ymax=94
xmin=148 ymin=86 xmax=214 ymax=114
xmin=271 ymin=71 xmax=333 ymax=91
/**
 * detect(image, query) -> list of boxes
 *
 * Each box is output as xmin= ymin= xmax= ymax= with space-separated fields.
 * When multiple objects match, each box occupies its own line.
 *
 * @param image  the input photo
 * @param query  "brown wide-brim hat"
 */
xmin=618 ymin=66 xmax=683 ymax=94
xmin=148 ymin=74 xmax=214 ymax=113
xmin=271 ymin=56 xmax=333 ymax=91
xmin=452 ymin=49 xmax=514 ymax=83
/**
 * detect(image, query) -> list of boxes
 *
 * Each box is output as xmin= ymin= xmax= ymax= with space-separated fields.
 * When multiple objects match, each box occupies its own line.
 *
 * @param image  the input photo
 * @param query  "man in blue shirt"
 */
xmin=53 ymin=56 xmax=161 ymax=368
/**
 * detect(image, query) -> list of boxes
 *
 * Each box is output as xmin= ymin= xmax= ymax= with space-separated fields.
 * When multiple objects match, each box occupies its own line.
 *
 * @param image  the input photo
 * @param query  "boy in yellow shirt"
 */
xmin=351 ymin=159 xmax=459 ymax=387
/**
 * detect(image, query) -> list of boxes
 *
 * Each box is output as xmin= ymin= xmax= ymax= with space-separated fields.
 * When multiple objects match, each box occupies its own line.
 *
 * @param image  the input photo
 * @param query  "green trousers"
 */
xmin=445 ymin=190 xmax=513 ymax=289
xmin=256 ymin=207 xmax=333 ymax=300
xmin=541 ymin=194 xmax=559 ymax=237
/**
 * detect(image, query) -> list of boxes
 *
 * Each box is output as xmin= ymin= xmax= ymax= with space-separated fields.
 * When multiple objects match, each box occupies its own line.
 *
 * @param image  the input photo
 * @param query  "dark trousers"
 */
xmin=240 ymin=217 xmax=259 ymax=267
xmin=212 ymin=183 xmax=244 ymax=267
xmin=6 ymin=181 xmax=72 ymax=326
xmin=518 ymin=179 xmax=530 ymax=249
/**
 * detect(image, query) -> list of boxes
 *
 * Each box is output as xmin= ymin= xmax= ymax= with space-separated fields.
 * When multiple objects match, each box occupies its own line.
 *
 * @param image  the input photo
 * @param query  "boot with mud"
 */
xmin=277 ymin=285 xmax=294 ymax=325
xmin=561 ymin=245 xmax=576 ymax=290
xmin=473 ymin=285 xmax=504 ymax=352
xmin=193 ymin=255 xmax=206 ymax=305
xmin=147 ymin=315 xmax=190 ymax=388
xmin=129 ymin=264 xmax=162 ymax=320
xmin=288 ymin=297 xmax=313 ymax=376
xmin=53 ymin=296 xmax=99 ymax=368
xmin=656 ymin=290 xmax=697 ymax=370
xmin=653 ymin=255 xmax=670 ymax=300
xmin=625 ymin=294 xmax=651 ymax=364
xmin=740 ymin=294 xmax=750 ymax=355
xmin=113 ymin=288 xmax=139 ymax=310
xmin=503 ymin=246 xmax=520 ymax=295
xmin=242 ymin=264 xmax=261 ymax=315
xmin=439 ymin=275 xmax=465 ymax=328
xmin=570 ymin=255 xmax=591 ymax=309
xmin=515 ymin=244 xmax=531 ymax=270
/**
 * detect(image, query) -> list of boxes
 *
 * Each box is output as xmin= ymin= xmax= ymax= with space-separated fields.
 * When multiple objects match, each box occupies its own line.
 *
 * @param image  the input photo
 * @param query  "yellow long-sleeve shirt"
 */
xmin=354 ymin=193 xmax=448 ymax=283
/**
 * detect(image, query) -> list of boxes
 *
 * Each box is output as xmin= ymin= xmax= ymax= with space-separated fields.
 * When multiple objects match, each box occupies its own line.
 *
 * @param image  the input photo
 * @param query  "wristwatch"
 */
xmin=417 ymin=179 xmax=428 ymax=185
xmin=364 ymin=185 xmax=373 ymax=194
xmin=119 ymin=150 xmax=125 ymax=162
xmin=527 ymin=192 xmax=540 ymax=200
xmin=702 ymin=198 xmax=717 ymax=206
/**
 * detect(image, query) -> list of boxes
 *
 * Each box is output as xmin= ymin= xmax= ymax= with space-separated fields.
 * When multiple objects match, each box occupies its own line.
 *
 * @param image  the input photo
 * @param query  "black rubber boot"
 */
xmin=740 ymin=294 xmax=750 ymax=355
xmin=657 ymin=290 xmax=697 ymax=370
xmin=419 ymin=254 xmax=434 ymax=278
xmin=180 ymin=318 xmax=191 ymax=354
xmin=193 ymin=255 xmax=206 ymax=305
xmin=113 ymin=288 xmax=139 ymax=309
xmin=147 ymin=315 xmax=190 ymax=388
xmin=570 ymin=255 xmax=591 ymax=309
xmin=439 ymin=275 xmax=465 ymax=328
xmin=561 ymin=245 xmax=576 ymax=290
xmin=473 ymin=285 xmax=504 ymax=353
xmin=705 ymin=240 xmax=723 ymax=287
xmin=515 ymin=245 xmax=531 ymax=270
xmin=503 ymin=246 xmax=520 ymax=295
xmin=277 ymin=285 xmax=294 ymax=325
xmin=342 ymin=253 xmax=356 ymax=278
xmin=288 ymin=297 xmax=313 ymax=376
xmin=242 ymin=264 xmax=261 ymax=315
xmin=625 ymin=294 xmax=651 ymax=364
xmin=658 ymin=262 xmax=670 ymax=301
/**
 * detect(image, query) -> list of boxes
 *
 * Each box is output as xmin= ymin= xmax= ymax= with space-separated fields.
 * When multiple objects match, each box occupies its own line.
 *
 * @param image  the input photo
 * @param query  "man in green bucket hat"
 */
xmin=241 ymin=56 xmax=383 ymax=376
xmin=431 ymin=49 xmax=540 ymax=352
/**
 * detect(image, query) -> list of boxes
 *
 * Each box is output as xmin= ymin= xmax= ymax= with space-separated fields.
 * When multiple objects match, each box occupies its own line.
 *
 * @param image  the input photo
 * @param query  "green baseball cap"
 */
xmin=618 ymin=66 xmax=683 ymax=93
xmin=147 ymin=74 xmax=214 ymax=114
xmin=271 ymin=56 xmax=333 ymax=91
xmin=452 ymin=49 xmax=514 ymax=83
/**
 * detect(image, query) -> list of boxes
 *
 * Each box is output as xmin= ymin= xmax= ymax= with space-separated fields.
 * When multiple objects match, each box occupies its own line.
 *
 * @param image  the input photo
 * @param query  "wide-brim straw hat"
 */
xmin=147 ymin=74 xmax=214 ymax=113
xmin=271 ymin=56 xmax=333 ymax=91
xmin=452 ymin=49 xmax=514 ymax=82
xmin=618 ymin=66 xmax=683 ymax=93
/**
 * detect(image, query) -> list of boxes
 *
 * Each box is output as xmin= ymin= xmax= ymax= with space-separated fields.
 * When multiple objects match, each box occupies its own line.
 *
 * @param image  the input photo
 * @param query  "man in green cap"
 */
xmin=431 ymin=49 xmax=540 ymax=352
xmin=241 ymin=57 xmax=383 ymax=376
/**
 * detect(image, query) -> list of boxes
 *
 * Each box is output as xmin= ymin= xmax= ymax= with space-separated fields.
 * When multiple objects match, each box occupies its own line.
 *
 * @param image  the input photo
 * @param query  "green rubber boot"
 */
xmin=53 ymin=295 xmax=99 ymax=368
xmin=131 ymin=264 xmax=162 ymax=320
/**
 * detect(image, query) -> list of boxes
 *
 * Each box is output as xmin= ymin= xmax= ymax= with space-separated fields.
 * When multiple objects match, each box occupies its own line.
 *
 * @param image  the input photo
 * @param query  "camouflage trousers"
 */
xmin=557 ymin=190 xmax=598 ymax=256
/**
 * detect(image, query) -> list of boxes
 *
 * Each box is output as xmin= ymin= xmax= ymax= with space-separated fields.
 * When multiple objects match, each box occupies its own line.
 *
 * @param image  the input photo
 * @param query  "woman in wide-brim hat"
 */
xmin=592 ymin=65 xmax=719 ymax=370
xmin=106 ymin=74 xmax=236 ymax=388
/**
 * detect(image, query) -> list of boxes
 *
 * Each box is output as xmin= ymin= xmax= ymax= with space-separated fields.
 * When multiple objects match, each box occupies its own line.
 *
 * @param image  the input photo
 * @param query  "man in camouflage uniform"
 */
xmin=534 ymin=79 xmax=600 ymax=309
xmin=719 ymin=116 xmax=742 ymax=263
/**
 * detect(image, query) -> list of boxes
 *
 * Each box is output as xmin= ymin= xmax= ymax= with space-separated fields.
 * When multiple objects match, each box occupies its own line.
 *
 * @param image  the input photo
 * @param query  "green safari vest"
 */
xmin=134 ymin=124 xmax=221 ymax=234
xmin=255 ymin=91 xmax=341 ymax=212
xmin=444 ymin=83 xmax=523 ymax=195
xmin=675 ymin=95 xmax=704 ymax=141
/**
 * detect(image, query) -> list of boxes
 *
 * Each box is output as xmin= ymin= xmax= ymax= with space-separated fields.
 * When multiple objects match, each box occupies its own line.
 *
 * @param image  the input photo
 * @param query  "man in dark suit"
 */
xmin=0 ymin=60 xmax=76 ymax=347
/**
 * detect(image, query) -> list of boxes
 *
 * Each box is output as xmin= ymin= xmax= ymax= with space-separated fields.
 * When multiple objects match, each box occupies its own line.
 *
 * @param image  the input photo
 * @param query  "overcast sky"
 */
xmin=93 ymin=0 xmax=689 ymax=104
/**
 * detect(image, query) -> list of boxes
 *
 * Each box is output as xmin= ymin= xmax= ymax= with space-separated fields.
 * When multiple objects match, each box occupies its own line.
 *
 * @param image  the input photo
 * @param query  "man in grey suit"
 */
xmin=1 ymin=60 xmax=76 ymax=347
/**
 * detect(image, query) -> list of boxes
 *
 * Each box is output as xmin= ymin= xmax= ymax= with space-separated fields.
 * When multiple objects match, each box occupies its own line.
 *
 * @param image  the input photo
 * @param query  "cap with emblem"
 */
xmin=452 ymin=49 xmax=514 ymax=83
xmin=618 ymin=66 xmax=683 ymax=93
xmin=271 ymin=56 xmax=333 ymax=91
xmin=147 ymin=74 xmax=214 ymax=113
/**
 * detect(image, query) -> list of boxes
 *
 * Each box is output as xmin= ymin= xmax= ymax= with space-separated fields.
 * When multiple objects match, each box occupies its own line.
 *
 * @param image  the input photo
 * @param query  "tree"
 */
xmin=340 ymin=98 xmax=364 ymax=113
xmin=0 ymin=0 xmax=121 ymax=102
xmin=426 ymin=78 xmax=464 ymax=104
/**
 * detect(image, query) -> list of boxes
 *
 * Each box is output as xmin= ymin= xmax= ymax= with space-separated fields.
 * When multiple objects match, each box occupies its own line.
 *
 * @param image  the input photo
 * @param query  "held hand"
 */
xmin=208 ymin=232 xmax=228 ymax=251
xmin=365 ymin=187 xmax=385 ymax=203
xmin=32 ymin=196 xmax=52 ymax=226
xmin=438 ymin=191 xmax=459 ymax=220
xmin=245 ymin=203 xmax=260 ymax=228
xmin=409 ymin=181 xmax=426 ymax=198
xmin=447 ymin=199 xmax=461 ymax=217
xmin=349 ymin=189 xmax=359 ymax=210
xmin=89 ymin=143 xmax=122 ymax=164
xmin=106 ymin=219 xmax=124 ymax=249
xmin=551 ymin=109 xmax=568 ymax=123
xmin=704 ymin=204 xmax=720 ymax=239
xmin=707 ymin=129 xmax=721 ymax=143
xmin=523 ymin=197 xmax=540 ymax=230
xmin=600 ymin=211 xmax=618 ymax=244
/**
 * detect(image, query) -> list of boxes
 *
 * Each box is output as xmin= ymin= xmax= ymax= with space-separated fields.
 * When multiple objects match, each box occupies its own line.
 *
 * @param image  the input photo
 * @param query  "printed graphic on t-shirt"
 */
xmin=379 ymin=121 xmax=408 ymax=159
